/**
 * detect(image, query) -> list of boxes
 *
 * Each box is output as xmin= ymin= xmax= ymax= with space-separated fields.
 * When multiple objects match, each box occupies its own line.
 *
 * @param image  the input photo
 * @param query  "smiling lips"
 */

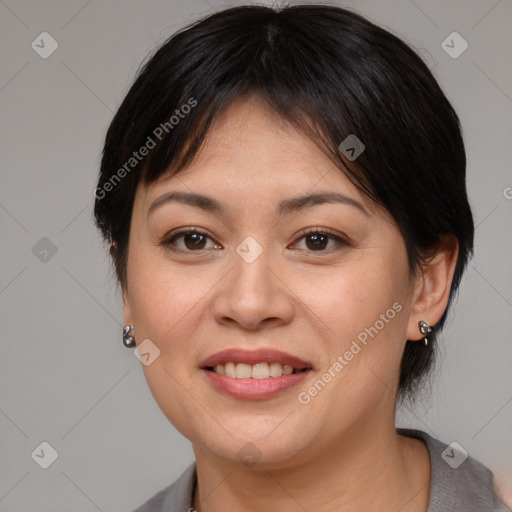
xmin=200 ymin=348 xmax=313 ymax=399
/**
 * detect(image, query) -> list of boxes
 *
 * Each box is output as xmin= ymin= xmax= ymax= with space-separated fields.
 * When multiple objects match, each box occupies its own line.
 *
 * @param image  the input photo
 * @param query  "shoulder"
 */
xmin=129 ymin=463 xmax=196 ymax=512
xmin=397 ymin=428 xmax=510 ymax=512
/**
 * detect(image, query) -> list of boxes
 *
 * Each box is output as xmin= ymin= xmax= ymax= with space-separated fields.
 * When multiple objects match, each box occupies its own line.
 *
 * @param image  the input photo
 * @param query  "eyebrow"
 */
xmin=277 ymin=192 xmax=368 ymax=217
xmin=147 ymin=192 xmax=225 ymax=218
xmin=147 ymin=191 xmax=369 ymax=218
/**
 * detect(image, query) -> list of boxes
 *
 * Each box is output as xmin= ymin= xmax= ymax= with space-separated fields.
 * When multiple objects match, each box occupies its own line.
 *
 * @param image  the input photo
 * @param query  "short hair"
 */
xmin=93 ymin=4 xmax=474 ymax=403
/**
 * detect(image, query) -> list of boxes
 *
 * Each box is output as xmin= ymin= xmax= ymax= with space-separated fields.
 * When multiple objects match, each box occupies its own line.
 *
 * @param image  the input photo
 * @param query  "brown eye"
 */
xmin=182 ymin=232 xmax=207 ymax=250
xmin=304 ymin=233 xmax=329 ymax=250
xmin=161 ymin=229 xmax=221 ymax=252
xmin=292 ymin=229 xmax=348 ymax=252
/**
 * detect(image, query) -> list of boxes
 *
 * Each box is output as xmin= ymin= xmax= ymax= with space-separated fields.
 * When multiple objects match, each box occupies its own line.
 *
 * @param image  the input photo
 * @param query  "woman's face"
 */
xmin=123 ymin=95 xmax=423 ymax=467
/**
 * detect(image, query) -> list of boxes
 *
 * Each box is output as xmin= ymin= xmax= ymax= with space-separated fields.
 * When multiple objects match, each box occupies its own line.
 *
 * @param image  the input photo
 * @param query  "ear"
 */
xmin=406 ymin=235 xmax=459 ymax=341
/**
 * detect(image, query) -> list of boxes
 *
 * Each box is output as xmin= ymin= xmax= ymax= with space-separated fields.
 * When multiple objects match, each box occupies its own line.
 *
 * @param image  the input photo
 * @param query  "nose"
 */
xmin=212 ymin=245 xmax=295 ymax=331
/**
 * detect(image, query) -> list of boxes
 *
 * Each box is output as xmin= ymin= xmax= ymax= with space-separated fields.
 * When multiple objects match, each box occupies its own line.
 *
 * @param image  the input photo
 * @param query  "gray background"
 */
xmin=1 ymin=0 xmax=511 ymax=510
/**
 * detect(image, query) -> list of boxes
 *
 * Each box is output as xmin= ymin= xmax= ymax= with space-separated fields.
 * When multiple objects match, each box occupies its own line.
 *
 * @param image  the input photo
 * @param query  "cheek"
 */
xmin=127 ymin=253 xmax=216 ymax=437
xmin=294 ymin=252 xmax=410 ymax=405
xmin=127 ymin=243 xmax=207 ymax=337
xmin=295 ymin=260 xmax=406 ymax=348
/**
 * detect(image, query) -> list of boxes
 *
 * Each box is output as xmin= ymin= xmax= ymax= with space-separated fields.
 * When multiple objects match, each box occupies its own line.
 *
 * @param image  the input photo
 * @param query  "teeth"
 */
xmin=269 ymin=362 xmax=283 ymax=377
xmin=283 ymin=364 xmax=294 ymax=375
xmin=213 ymin=364 xmax=225 ymax=375
xmin=236 ymin=363 xmax=252 ymax=379
xmin=251 ymin=362 xmax=269 ymax=379
xmin=210 ymin=362 xmax=302 ymax=378
xmin=225 ymin=362 xmax=236 ymax=378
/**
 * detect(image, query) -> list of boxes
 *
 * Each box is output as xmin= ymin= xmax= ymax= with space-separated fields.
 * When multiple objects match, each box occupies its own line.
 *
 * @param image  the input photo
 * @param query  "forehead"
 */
xmin=182 ymin=95 xmax=331 ymax=178
xmin=134 ymin=94 xmax=383 ymax=220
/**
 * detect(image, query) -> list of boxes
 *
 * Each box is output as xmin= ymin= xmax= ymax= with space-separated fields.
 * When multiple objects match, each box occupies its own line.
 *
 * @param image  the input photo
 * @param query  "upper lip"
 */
xmin=200 ymin=348 xmax=313 ymax=370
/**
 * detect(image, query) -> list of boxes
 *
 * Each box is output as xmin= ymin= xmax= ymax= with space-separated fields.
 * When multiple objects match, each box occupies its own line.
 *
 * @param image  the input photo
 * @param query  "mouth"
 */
xmin=199 ymin=348 xmax=313 ymax=399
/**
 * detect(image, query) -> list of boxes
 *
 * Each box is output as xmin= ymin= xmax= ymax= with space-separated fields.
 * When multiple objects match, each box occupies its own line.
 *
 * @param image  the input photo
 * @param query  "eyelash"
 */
xmin=160 ymin=227 xmax=349 ymax=253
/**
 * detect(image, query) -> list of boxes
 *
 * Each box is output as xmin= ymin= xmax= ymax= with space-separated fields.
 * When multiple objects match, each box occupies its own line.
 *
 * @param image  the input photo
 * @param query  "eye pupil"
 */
xmin=185 ymin=233 xmax=206 ymax=249
xmin=306 ymin=233 xmax=328 ymax=250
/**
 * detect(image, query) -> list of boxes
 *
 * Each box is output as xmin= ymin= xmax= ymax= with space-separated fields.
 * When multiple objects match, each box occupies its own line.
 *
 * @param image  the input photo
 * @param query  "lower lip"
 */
xmin=201 ymin=368 xmax=311 ymax=399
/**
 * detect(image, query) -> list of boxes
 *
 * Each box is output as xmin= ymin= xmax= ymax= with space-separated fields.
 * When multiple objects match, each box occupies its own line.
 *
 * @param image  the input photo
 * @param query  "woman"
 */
xmin=93 ymin=4 xmax=508 ymax=511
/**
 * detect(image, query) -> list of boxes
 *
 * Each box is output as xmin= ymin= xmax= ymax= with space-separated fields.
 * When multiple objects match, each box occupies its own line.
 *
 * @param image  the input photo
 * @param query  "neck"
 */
xmin=192 ymin=418 xmax=431 ymax=512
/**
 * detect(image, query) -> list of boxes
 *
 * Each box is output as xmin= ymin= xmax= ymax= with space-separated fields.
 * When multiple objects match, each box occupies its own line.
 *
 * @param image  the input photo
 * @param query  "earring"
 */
xmin=123 ymin=325 xmax=136 ymax=348
xmin=418 ymin=320 xmax=433 ymax=346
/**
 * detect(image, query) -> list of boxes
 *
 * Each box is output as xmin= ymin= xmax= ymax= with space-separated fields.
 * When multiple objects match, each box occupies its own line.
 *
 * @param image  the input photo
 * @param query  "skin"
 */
xmin=122 ymin=94 xmax=459 ymax=512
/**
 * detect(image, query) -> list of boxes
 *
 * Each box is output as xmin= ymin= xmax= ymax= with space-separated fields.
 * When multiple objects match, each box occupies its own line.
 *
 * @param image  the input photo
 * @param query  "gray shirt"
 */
xmin=131 ymin=428 xmax=510 ymax=511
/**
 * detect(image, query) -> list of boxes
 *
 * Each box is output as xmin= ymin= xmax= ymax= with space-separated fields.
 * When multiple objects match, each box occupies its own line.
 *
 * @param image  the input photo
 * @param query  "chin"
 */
xmin=206 ymin=438 xmax=311 ymax=469
xmin=186 ymin=416 xmax=317 ymax=469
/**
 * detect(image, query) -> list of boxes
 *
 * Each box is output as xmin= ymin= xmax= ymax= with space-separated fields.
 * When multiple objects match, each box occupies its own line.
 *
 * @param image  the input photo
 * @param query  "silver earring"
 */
xmin=418 ymin=320 xmax=432 ymax=346
xmin=123 ymin=325 xmax=136 ymax=348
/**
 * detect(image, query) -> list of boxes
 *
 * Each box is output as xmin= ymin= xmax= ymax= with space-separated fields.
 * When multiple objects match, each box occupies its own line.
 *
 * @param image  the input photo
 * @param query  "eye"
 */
xmin=160 ymin=228 xmax=222 ymax=252
xmin=291 ymin=228 xmax=349 ymax=252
